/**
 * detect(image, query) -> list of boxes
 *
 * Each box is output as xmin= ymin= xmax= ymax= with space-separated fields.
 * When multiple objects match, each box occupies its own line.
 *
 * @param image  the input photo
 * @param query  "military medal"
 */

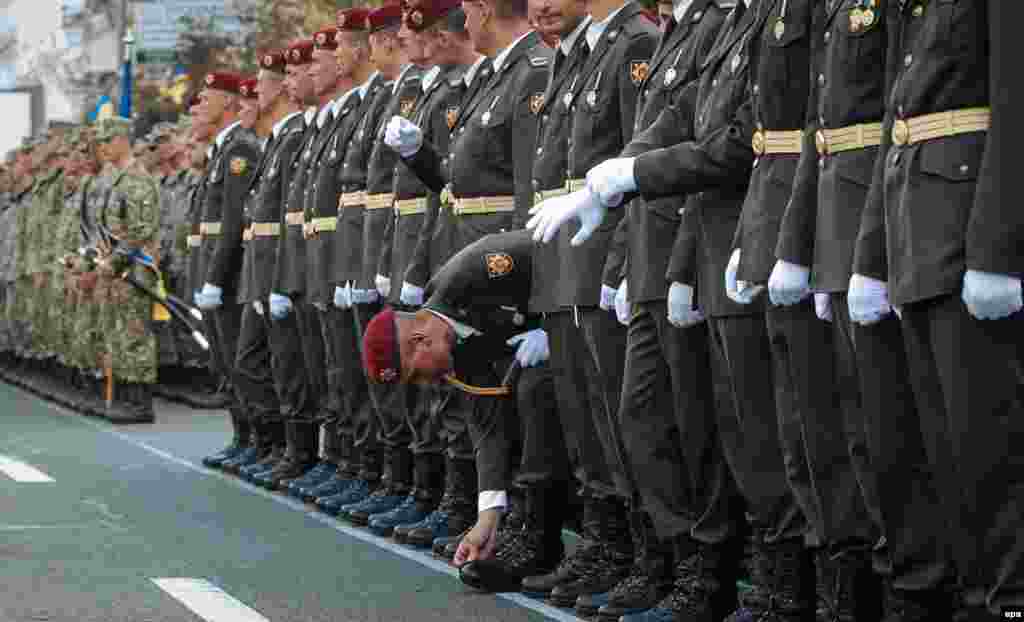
xmin=664 ymin=68 xmax=677 ymax=86
xmin=563 ymin=92 xmax=573 ymax=108
xmin=586 ymin=91 xmax=597 ymax=107
xmin=481 ymin=95 xmax=500 ymax=127
xmin=860 ymin=7 xmax=875 ymax=27
xmin=731 ymin=54 xmax=742 ymax=73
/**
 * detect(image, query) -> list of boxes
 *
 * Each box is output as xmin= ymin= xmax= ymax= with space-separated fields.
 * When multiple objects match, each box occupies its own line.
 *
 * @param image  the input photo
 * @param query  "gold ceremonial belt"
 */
xmin=303 ymin=216 xmax=338 ymax=239
xmin=284 ymin=211 xmax=304 ymax=226
xmin=751 ymin=129 xmax=803 ymax=155
xmin=536 ymin=179 xmax=586 ymax=204
xmin=891 ymin=107 xmax=990 ymax=147
xmin=395 ymin=198 xmax=428 ymax=216
xmin=452 ymin=195 xmax=516 ymax=216
xmin=443 ymin=373 xmax=512 ymax=397
xmin=186 ymin=234 xmax=201 ymax=248
xmin=365 ymin=193 xmax=395 ymax=211
xmin=246 ymin=223 xmax=280 ymax=239
xmin=199 ymin=222 xmax=221 ymax=236
xmin=816 ymin=122 xmax=883 ymax=155
xmin=338 ymin=191 xmax=368 ymax=208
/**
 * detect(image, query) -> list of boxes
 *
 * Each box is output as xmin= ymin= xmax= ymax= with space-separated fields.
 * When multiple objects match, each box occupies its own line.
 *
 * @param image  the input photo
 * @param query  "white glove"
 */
xmin=767 ymin=260 xmax=811 ymax=306
xmin=962 ymin=270 xmax=1023 ymax=320
xmin=814 ymin=293 xmax=833 ymax=322
xmin=196 ymin=283 xmax=224 ymax=310
xmin=725 ymin=249 xmax=765 ymax=305
xmin=333 ymin=283 xmax=352 ymax=309
xmin=506 ymin=329 xmax=550 ymax=368
xmin=847 ymin=274 xmax=892 ymax=326
xmin=614 ymin=279 xmax=630 ymax=326
xmin=269 ymin=292 xmax=293 ymax=320
xmin=667 ymin=282 xmax=705 ymax=328
xmin=585 ymin=157 xmax=637 ymax=207
xmin=375 ymin=274 xmax=392 ymax=299
xmin=400 ymin=281 xmax=425 ymax=306
xmin=526 ymin=186 xmax=608 ymax=246
xmin=599 ymin=284 xmax=618 ymax=312
xmin=384 ymin=115 xmax=424 ymax=158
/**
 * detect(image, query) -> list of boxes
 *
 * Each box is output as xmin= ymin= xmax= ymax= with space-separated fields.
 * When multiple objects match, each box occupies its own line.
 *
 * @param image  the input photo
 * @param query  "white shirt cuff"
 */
xmin=477 ymin=490 xmax=508 ymax=513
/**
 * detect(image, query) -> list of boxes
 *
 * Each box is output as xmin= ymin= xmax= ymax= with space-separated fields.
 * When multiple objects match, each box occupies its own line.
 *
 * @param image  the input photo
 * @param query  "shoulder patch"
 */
xmin=629 ymin=61 xmax=650 ymax=86
xmin=229 ymin=157 xmax=250 ymax=176
xmin=485 ymin=253 xmax=514 ymax=278
xmin=713 ymin=0 xmax=738 ymax=8
xmin=530 ymin=56 xmax=549 ymax=67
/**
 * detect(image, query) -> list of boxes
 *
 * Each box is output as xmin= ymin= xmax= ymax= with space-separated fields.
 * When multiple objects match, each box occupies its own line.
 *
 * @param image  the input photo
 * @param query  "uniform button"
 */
xmin=824 ymin=30 xmax=831 ymax=43
xmin=752 ymin=84 xmax=759 ymax=94
xmin=818 ymin=73 xmax=825 ymax=86
xmin=959 ymin=164 xmax=969 ymax=174
xmin=891 ymin=152 xmax=901 ymax=165
xmin=542 ymin=115 xmax=549 ymax=123
xmin=536 ymin=147 xmax=543 ymax=155
xmin=712 ymin=79 xmax=718 ymax=87
xmin=532 ymin=179 xmax=539 ymax=189
xmin=819 ymin=157 xmax=826 ymax=170
xmin=819 ymin=115 xmax=825 ymax=126
xmin=898 ymin=104 xmax=904 ymax=117
xmin=904 ymin=54 xmax=913 ymax=67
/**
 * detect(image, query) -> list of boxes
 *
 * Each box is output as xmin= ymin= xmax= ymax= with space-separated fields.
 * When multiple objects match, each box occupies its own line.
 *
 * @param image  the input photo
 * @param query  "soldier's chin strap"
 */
xmin=442 ymin=360 xmax=522 ymax=397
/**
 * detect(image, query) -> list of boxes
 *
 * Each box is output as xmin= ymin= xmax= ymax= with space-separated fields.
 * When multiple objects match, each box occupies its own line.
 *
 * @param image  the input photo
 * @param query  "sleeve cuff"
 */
xmin=477 ymin=490 xmax=508 ymax=513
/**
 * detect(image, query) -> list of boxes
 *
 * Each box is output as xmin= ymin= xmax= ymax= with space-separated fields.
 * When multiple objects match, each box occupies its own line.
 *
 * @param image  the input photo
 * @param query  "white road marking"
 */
xmin=0 ymin=524 xmax=91 ymax=531
xmin=48 ymin=400 xmax=583 ymax=622
xmin=0 ymin=454 xmax=54 ymax=482
xmin=152 ymin=579 xmax=270 ymax=622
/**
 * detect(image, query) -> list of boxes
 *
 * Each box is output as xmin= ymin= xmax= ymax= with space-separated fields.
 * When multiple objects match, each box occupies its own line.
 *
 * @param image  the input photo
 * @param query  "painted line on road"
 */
xmin=0 ymin=454 xmax=54 ymax=482
xmin=152 ymin=578 xmax=271 ymax=622
xmin=51 ymin=403 xmax=583 ymax=622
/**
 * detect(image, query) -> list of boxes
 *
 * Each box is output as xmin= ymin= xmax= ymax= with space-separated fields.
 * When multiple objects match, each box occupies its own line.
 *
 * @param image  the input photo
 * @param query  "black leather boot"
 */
xmin=883 ymin=582 xmax=953 ymax=622
xmin=631 ymin=537 xmax=741 ymax=622
xmin=820 ymin=544 xmax=883 ymax=622
xmin=404 ymin=456 xmax=477 ymax=548
xmin=593 ymin=511 xmax=674 ymax=621
xmin=105 ymin=382 xmax=155 ymax=424
xmin=239 ymin=421 xmax=286 ymax=479
xmin=554 ymin=496 xmax=634 ymax=610
xmin=459 ymin=482 xmax=567 ymax=593
xmin=521 ymin=492 xmax=604 ymax=599
xmin=203 ymin=408 xmax=251 ymax=468
xmin=262 ymin=420 xmax=319 ymax=490
xmin=392 ymin=453 xmax=444 ymax=543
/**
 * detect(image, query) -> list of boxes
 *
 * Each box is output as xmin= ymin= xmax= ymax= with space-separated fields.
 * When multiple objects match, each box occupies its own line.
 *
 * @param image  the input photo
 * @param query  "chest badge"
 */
xmin=529 ymin=93 xmax=545 ymax=115
xmin=400 ymin=98 xmax=416 ymax=119
xmin=485 ymin=253 xmax=514 ymax=278
xmin=629 ymin=61 xmax=650 ymax=86
xmin=664 ymin=67 xmax=677 ymax=86
xmin=229 ymin=157 xmax=249 ymax=175
xmin=446 ymin=107 xmax=459 ymax=130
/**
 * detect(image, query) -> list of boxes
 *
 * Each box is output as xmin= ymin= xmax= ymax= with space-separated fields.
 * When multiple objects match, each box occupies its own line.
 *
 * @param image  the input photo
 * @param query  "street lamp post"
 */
xmin=119 ymin=29 xmax=135 ymax=118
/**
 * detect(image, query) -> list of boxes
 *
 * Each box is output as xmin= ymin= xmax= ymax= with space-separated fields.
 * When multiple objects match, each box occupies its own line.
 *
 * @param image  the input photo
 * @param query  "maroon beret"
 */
xmin=405 ymin=0 xmax=461 ymax=31
xmin=258 ymin=50 xmax=287 ymax=74
xmin=368 ymin=3 xmax=403 ymax=33
xmin=362 ymin=307 xmax=401 ymax=384
xmin=203 ymin=72 xmax=244 ymax=95
xmin=239 ymin=78 xmax=258 ymax=99
xmin=313 ymin=26 xmax=339 ymax=50
xmin=337 ymin=7 xmax=371 ymax=32
xmin=286 ymin=40 xmax=315 ymax=65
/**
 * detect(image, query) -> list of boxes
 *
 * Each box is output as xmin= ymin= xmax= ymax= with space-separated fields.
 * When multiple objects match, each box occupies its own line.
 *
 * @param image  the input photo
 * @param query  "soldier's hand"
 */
xmin=400 ymin=281 xmax=424 ymax=306
xmin=599 ymin=284 xmax=617 ymax=312
xmin=614 ymin=280 xmax=631 ymax=326
xmin=269 ymin=292 xmax=293 ymax=319
xmin=767 ymin=259 xmax=811 ymax=306
xmin=667 ymin=282 xmax=704 ymax=328
xmin=507 ymin=329 xmax=549 ymax=367
xmin=453 ymin=509 xmax=502 ymax=566
xmin=527 ymin=187 xmax=607 ymax=246
xmin=585 ymin=157 xmax=637 ymax=207
xmin=725 ymin=249 xmax=765 ymax=304
xmin=375 ymin=274 xmax=391 ymax=299
xmin=962 ymin=270 xmax=1023 ymax=320
xmin=814 ymin=293 xmax=833 ymax=322
xmin=384 ymin=116 xmax=423 ymax=158
xmin=196 ymin=283 xmax=224 ymax=310
xmin=847 ymin=274 xmax=892 ymax=326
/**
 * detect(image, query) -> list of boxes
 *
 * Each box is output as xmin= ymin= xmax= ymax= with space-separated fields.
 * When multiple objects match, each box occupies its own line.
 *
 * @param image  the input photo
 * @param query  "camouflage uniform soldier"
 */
xmin=28 ymin=155 xmax=65 ymax=364
xmin=8 ymin=142 xmax=37 ymax=362
xmin=94 ymin=117 xmax=160 ymax=424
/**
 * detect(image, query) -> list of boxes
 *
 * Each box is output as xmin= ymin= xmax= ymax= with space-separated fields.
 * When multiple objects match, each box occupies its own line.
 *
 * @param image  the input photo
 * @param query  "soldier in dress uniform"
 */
xmin=768 ymin=2 xmax=934 ymax=619
xmin=518 ymin=0 xmax=657 ymax=613
xmin=849 ymin=3 xmax=1016 ymax=619
xmin=384 ymin=0 xmax=568 ymax=593
xmin=237 ymin=40 xmax=319 ymax=482
xmin=381 ymin=0 xmax=483 ymax=553
xmin=192 ymin=72 xmax=262 ymax=432
xmin=586 ymin=1 xmax=726 ymax=620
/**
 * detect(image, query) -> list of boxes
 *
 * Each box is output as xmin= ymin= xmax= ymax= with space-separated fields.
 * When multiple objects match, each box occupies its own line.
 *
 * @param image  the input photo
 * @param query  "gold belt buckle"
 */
xmin=892 ymin=119 xmax=910 ymax=146
xmin=751 ymin=129 xmax=766 ymax=156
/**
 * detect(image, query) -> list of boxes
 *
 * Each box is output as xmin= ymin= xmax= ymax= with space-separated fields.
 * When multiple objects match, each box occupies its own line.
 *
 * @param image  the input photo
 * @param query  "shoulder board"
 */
xmin=529 ymin=56 xmax=549 ymax=67
xmin=713 ymin=0 xmax=738 ymax=8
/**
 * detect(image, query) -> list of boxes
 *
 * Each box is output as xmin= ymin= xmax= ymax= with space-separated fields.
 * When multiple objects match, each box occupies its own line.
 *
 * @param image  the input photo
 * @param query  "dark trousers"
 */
xmin=766 ymin=300 xmax=878 ymax=548
xmin=267 ymin=311 xmax=311 ymax=420
xmin=319 ymin=306 xmax=378 ymax=465
xmin=900 ymin=294 xmax=1024 ymax=612
xmin=709 ymin=314 xmax=804 ymax=543
xmin=620 ymin=302 xmax=736 ymax=544
xmin=233 ymin=303 xmax=279 ymax=420
xmin=209 ymin=303 xmax=243 ymax=409
xmin=547 ymin=310 xmax=627 ymax=500
xmin=293 ymin=300 xmax=327 ymax=420
xmin=839 ymin=294 xmax=948 ymax=591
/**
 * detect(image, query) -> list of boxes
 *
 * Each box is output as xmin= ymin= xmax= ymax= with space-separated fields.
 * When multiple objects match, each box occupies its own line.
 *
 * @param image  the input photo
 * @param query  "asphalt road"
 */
xmin=0 ymin=383 xmax=581 ymax=622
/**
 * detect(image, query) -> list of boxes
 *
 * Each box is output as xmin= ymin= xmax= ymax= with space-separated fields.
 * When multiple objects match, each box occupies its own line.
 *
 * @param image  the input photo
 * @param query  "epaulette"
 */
xmin=713 ymin=0 xmax=738 ymax=8
xmin=529 ymin=55 xmax=549 ymax=67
